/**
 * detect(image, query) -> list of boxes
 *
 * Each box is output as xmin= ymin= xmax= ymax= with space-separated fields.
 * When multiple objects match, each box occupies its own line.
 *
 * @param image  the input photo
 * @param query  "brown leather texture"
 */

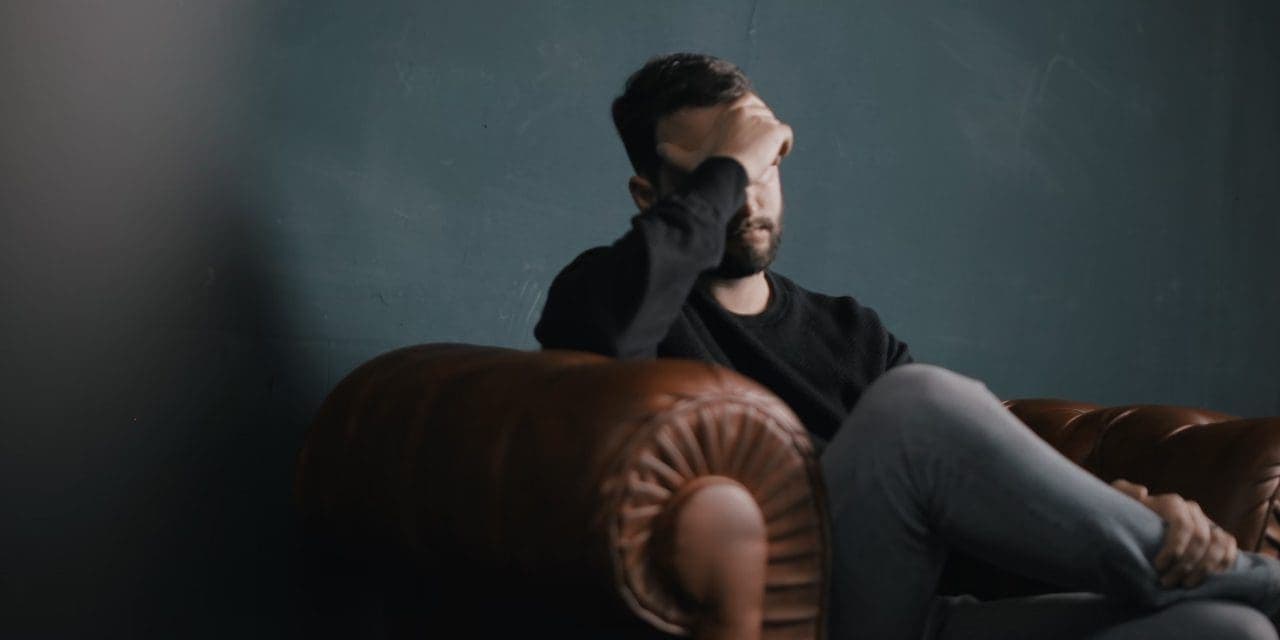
xmin=295 ymin=344 xmax=829 ymax=639
xmin=1005 ymin=399 xmax=1280 ymax=557
xmin=294 ymin=342 xmax=1280 ymax=637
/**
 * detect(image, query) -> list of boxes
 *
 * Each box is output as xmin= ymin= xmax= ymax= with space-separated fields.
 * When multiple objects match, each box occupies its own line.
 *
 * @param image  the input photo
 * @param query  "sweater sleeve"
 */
xmin=864 ymin=305 xmax=913 ymax=370
xmin=887 ymin=332 xmax=914 ymax=368
xmin=534 ymin=157 xmax=748 ymax=359
xmin=845 ymin=299 xmax=914 ymax=372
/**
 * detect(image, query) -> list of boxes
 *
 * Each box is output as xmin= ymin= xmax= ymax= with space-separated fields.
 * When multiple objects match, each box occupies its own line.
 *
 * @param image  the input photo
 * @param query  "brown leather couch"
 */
xmin=294 ymin=343 xmax=1280 ymax=639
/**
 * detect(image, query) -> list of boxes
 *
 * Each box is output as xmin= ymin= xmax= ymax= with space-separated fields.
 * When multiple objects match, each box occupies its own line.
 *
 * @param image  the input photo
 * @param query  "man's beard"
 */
xmin=708 ymin=214 xmax=783 ymax=279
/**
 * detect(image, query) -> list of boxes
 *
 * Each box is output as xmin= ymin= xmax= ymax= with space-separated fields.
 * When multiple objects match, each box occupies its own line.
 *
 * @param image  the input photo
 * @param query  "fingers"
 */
xmin=735 ymin=110 xmax=792 ymax=168
xmin=764 ymin=121 xmax=794 ymax=169
xmin=722 ymin=97 xmax=783 ymax=132
xmin=655 ymin=142 xmax=699 ymax=174
xmin=778 ymin=122 xmax=794 ymax=160
xmin=664 ymin=92 xmax=793 ymax=182
xmin=727 ymin=92 xmax=767 ymax=110
xmin=1184 ymin=524 xmax=1237 ymax=588
xmin=1177 ymin=501 xmax=1213 ymax=585
xmin=728 ymin=92 xmax=772 ymax=115
xmin=1110 ymin=479 xmax=1149 ymax=501
xmin=1178 ymin=509 xmax=1214 ymax=587
xmin=1151 ymin=495 xmax=1195 ymax=577
xmin=1124 ymin=486 xmax=1238 ymax=591
xmin=1222 ymin=527 xmax=1239 ymax=570
xmin=1153 ymin=498 xmax=1215 ymax=588
xmin=658 ymin=99 xmax=789 ymax=176
xmin=720 ymin=102 xmax=776 ymax=133
xmin=1206 ymin=523 xmax=1237 ymax=573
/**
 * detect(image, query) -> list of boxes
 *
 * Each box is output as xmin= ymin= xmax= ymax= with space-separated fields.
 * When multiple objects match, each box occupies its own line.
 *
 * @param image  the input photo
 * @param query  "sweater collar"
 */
xmin=696 ymin=270 xmax=790 ymax=327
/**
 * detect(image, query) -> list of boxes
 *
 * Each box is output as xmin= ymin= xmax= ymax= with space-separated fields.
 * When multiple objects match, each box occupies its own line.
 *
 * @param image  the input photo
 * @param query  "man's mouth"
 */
xmin=734 ymin=220 xmax=771 ymax=235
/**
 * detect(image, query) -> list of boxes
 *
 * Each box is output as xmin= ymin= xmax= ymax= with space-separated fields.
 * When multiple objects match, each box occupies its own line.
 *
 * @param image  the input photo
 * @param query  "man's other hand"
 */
xmin=1110 ymin=478 xmax=1238 ymax=589
xmin=655 ymin=92 xmax=793 ymax=184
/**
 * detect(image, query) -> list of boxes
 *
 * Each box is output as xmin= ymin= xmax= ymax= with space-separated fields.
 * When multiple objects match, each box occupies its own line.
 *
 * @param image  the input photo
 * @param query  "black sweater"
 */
xmin=534 ymin=156 xmax=913 ymax=450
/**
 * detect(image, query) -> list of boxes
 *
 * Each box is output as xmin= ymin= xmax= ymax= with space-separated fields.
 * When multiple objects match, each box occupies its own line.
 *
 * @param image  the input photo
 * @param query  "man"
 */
xmin=534 ymin=53 xmax=1280 ymax=639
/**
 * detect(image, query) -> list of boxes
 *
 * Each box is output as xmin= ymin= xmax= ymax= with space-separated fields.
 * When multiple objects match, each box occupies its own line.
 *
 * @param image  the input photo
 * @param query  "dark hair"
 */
xmin=611 ymin=53 xmax=753 ymax=182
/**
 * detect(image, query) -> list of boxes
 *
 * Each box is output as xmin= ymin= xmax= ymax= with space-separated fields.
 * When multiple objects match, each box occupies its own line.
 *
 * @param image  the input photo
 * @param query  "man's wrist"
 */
xmin=701 ymin=155 xmax=748 ymax=184
xmin=682 ymin=156 xmax=749 ymax=222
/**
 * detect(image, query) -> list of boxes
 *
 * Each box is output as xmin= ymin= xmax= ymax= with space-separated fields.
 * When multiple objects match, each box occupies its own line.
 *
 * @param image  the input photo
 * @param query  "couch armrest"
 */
xmin=1005 ymin=399 xmax=1280 ymax=556
xmin=294 ymin=344 xmax=829 ymax=639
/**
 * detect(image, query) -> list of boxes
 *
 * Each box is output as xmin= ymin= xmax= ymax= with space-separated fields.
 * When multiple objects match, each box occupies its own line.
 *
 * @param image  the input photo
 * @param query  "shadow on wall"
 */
xmin=0 ymin=2 xmax=319 ymax=636
xmin=113 ymin=192 xmax=318 ymax=636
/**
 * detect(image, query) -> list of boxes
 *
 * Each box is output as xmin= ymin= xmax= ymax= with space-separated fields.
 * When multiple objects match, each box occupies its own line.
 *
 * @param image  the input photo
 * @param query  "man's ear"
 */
xmin=628 ymin=174 xmax=658 ymax=212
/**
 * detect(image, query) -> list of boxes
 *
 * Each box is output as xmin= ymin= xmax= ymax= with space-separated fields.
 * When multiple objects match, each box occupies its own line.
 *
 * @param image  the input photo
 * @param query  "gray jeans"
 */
xmin=820 ymin=363 xmax=1280 ymax=639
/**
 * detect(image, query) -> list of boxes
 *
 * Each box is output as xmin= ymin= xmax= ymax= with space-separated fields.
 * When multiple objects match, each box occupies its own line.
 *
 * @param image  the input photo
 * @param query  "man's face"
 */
xmin=653 ymin=93 xmax=785 ymax=278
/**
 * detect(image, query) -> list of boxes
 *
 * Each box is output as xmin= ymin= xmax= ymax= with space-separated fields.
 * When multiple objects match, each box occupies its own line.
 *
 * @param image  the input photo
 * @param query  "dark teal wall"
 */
xmin=256 ymin=0 xmax=1280 ymax=412
xmin=3 ymin=1 xmax=1277 ymax=636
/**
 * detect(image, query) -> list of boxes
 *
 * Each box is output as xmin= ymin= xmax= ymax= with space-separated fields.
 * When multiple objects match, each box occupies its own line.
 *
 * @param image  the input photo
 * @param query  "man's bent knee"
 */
xmin=849 ymin=364 xmax=990 ymax=431
xmin=863 ymin=363 xmax=984 ymax=403
xmin=1140 ymin=601 xmax=1279 ymax=640
xmin=825 ymin=364 xmax=993 ymax=462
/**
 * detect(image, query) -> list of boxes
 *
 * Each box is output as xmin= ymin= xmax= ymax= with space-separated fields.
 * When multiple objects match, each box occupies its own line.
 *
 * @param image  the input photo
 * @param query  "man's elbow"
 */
xmin=534 ymin=322 xmax=654 ymax=360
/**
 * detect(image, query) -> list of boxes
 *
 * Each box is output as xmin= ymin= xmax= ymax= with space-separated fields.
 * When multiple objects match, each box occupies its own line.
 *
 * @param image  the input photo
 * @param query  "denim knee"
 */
xmin=1158 ymin=601 xmax=1279 ymax=640
xmin=848 ymin=364 xmax=987 ymax=432
xmin=864 ymin=363 xmax=984 ymax=406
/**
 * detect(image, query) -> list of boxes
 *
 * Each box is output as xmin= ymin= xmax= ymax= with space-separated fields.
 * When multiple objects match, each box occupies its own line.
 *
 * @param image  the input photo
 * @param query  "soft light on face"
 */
xmin=653 ymin=93 xmax=786 ymax=278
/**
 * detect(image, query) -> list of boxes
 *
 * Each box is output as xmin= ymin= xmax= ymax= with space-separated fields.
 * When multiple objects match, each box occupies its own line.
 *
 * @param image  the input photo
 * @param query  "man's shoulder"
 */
xmin=770 ymin=270 xmax=866 ymax=311
xmin=574 ymin=245 xmax=612 ymax=262
xmin=770 ymin=270 xmax=895 ymax=331
xmin=552 ymin=245 xmax=612 ymax=277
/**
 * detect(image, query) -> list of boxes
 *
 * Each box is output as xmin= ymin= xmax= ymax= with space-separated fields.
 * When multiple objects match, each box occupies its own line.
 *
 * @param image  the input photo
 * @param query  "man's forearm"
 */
xmin=534 ymin=157 xmax=747 ymax=358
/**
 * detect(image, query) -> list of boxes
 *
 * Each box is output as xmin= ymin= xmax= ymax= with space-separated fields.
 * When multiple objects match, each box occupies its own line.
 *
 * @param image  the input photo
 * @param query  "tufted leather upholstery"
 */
xmin=1003 ymin=399 xmax=1280 ymax=559
xmin=294 ymin=344 xmax=1280 ymax=638
xmin=295 ymin=343 xmax=828 ymax=639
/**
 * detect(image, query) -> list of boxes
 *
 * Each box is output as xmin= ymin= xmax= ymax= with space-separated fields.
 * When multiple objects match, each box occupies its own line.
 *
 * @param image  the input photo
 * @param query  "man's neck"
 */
xmin=700 ymin=271 xmax=771 ymax=316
